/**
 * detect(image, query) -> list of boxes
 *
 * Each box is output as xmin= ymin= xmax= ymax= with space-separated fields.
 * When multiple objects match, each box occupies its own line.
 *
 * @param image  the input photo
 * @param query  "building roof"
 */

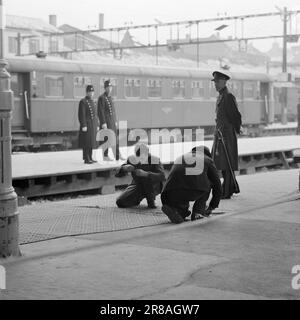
xmin=121 ymin=30 xmax=144 ymax=47
xmin=6 ymin=15 xmax=60 ymax=33
xmin=59 ymin=24 xmax=113 ymax=48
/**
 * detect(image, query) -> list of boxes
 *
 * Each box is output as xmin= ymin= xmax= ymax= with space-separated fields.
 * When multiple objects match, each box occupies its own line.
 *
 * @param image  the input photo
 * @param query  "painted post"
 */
xmin=0 ymin=0 xmax=20 ymax=257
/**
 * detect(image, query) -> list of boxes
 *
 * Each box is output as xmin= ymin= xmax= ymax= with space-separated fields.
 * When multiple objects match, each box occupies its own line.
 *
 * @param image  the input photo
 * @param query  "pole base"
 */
xmin=0 ymin=197 xmax=21 ymax=258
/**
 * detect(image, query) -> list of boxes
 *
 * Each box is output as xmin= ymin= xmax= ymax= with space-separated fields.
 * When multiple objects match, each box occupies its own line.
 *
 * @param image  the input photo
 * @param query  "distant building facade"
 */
xmin=5 ymin=14 xmax=63 ymax=56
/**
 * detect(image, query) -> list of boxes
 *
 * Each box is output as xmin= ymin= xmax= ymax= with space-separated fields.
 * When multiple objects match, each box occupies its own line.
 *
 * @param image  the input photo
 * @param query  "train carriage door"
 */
xmin=260 ymin=82 xmax=269 ymax=123
xmin=11 ymin=73 xmax=31 ymax=132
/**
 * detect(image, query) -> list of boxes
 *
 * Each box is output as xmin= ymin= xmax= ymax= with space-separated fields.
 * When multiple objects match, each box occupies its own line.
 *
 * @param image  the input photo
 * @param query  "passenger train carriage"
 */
xmin=7 ymin=56 xmax=284 ymax=151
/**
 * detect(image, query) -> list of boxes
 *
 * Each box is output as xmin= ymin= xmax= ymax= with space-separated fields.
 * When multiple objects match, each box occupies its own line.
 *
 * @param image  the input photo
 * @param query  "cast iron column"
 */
xmin=0 ymin=0 xmax=20 ymax=257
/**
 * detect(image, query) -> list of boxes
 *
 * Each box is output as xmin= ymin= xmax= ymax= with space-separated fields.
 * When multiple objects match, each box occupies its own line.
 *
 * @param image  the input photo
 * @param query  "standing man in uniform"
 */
xmin=78 ymin=85 xmax=99 ymax=164
xmin=97 ymin=80 xmax=123 ymax=161
xmin=211 ymin=71 xmax=242 ymax=199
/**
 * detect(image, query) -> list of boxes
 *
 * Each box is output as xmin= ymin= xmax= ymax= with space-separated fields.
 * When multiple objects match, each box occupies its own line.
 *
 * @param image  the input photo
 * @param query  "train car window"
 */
xmin=29 ymin=39 xmax=40 ymax=54
xmin=49 ymin=38 xmax=59 ymax=52
xmin=191 ymin=80 xmax=204 ymax=98
xmin=101 ymin=78 xmax=118 ymax=97
xmin=172 ymin=80 xmax=185 ymax=98
xmin=273 ymin=88 xmax=281 ymax=102
xmin=243 ymin=81 xmax=259 ymax=99
xmin=147 ymin=79 xmax=162 ymax=98
xmin=10 ymin=74 xmax=19 ymax=96
xmin=227 ymin=81 xmax=242 ymax=99
xmin=45 ymin=75 xmax=64 ymax=97
xmin=209 ymin=81 xmax=218 ymax=99
xmin=8 ymin=37 xmax=17 ymax=54
xmin=74 ymin=76 xmax=92 ymax=98
xmin=125 ymin=78 xmax=141 ymax=98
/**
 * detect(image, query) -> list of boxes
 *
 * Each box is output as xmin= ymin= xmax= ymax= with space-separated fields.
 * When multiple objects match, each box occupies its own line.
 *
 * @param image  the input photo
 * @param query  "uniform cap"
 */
xmin=211 ymin=71 xmax=230 ymax=81
xmin=134 ymin=143 xmax=149 ymax=157
xmin=86 ymin=85 xmax=95 ymax=92
xmin=191 ymin=146 xmax=212 ymax=158
xmin=104 ymin=80 xmax=113 ymax=88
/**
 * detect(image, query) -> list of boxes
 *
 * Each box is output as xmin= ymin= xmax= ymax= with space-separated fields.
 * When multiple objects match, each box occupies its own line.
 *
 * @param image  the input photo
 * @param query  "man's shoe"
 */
xmin=162 ymin=205 xmax=184 ymax=224
xmin=147 ymin=199 xmax=157 ymax=209
xmin=221 ymin=195 xmax=232 ymax=199
xmin=180 ymin=210 xmax=191 ymax=220
xmin=191 ymin=208 xmax=212 ymax=220
xmin=191 ymin=211 xmax=204 ymax=221
xmin=201 ymin=208 xmax=212 ymax=218
xmin=84 ymin=160 xmax=93 ymax=164
xmin=91 ymin=158 xmax=97 ymax=163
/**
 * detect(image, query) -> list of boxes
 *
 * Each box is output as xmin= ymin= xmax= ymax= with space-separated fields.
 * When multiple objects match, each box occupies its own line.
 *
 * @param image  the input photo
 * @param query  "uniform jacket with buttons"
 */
xmin=78 ymin=96 xmax=99 ymax=149
xmin=97 ymin=92 xmax=118 ymax=132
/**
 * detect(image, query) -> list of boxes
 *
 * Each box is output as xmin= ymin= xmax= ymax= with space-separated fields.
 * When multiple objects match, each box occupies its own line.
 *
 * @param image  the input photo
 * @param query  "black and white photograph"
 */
xmin=0 ymin=0 xmax=300 ymax=307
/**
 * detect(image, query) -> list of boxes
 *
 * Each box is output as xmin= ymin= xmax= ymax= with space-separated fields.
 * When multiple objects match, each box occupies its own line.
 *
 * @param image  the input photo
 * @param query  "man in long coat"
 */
xmin=97 ymin=80 xmax=123 ymax=161
xmin=211 ymin=71 xmax=242 ymax=199
xmin=161 ymin=146 xmax=222 ymax=224
xmin=78 ymin=85 xmax=99 ymax=164
xmin=115 ymin=143 xmax=165 ymax=209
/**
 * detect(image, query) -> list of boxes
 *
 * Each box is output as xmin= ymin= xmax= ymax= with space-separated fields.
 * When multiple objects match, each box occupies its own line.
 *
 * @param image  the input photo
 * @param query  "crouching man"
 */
xmin=161 ymin=146 xmax=222 ymax=224
xmin=115 ymin=143 xmax=165 ymax=209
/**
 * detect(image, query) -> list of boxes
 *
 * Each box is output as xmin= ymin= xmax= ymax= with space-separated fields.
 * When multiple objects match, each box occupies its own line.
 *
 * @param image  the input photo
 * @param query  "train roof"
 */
xmin=6 ymin=56 xmax=272 ymax=82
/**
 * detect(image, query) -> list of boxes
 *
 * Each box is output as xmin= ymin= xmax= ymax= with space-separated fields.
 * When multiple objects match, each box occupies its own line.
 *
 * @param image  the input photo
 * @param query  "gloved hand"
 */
xmin=239 ymin=126 xmax=244 ymax=135
xmin=123 ymin=164 xmax=135 ymax=173
xmin=135 ymin=169 xmax=149 ymax=177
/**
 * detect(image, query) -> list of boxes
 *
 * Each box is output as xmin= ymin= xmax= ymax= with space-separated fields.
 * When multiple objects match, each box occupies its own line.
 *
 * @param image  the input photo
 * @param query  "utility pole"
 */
xmin=282 ymin=6 xmax=288 ymax=73
xmin=0 ymin=0 xmax=20 ymax=257
xmin=155 ymin=25 xmax=158 ymax=65
xmin=282 ymin=6 xmax=288 ymax=124
xmin=196 ymin=22 xmax=199 ymax=68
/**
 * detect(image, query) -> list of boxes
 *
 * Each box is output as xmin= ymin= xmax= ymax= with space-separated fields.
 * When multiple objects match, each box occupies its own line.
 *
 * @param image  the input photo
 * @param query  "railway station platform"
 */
xmin=262 ymin=122 xmax=298 ymax=136
xmin=260 ymin=122 xmax=299 ymax=137
xmin=0 ymin=169 xmax=300 ymax=300
xmin=11 ymin=135 xmax=300 ymax=198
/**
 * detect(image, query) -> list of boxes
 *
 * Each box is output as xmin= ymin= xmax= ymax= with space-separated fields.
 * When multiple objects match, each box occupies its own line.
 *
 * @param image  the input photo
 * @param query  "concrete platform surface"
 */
xmin=0 ymin=169 xmax=300 ymax=300
xmin=12 ymin=135 xmax=300 ymax=178
xmin=264 ymin=122 xmax=297 ymax=130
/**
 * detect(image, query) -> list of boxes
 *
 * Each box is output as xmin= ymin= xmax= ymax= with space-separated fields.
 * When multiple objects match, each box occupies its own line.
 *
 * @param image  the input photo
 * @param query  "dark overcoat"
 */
xmin=78 ymin=96 xmax=99 ymax=149
xmin=162 ymin=152 xmax=222 ymax=209
xmin=97 ymin=93 xmax=117 ymax=132
xmin=115 ymin=154 xmax=165 ymax=195
xmin=211 ymin=87 xmax=242 ymax=171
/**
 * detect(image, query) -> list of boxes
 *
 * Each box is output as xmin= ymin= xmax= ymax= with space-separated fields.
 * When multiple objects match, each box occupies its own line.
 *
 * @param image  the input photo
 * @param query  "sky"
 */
xmin=4 ymin=0 xmax=300 ymax=51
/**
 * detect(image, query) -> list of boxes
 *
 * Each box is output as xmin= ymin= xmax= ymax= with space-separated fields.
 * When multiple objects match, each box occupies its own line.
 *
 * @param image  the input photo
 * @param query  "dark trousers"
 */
xmin=221 ymin=170 xmax=239 ymax=198
xmin=100 ymin=135 xmax=121 ymax=160
xmin=161 ymin=189 xmax=210 ymax=218
xmin=116 ymin=178 xmax=159 ymax=208
xmin=82 ymin=145 xmax=92 ymax=161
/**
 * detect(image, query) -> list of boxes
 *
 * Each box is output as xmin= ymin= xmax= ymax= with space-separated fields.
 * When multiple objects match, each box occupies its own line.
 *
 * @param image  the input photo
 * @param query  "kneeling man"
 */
xmin=116 ymin=143 xmax=165 ymax=209
xmin=161 ymin=146 xmax=222 ymax=223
